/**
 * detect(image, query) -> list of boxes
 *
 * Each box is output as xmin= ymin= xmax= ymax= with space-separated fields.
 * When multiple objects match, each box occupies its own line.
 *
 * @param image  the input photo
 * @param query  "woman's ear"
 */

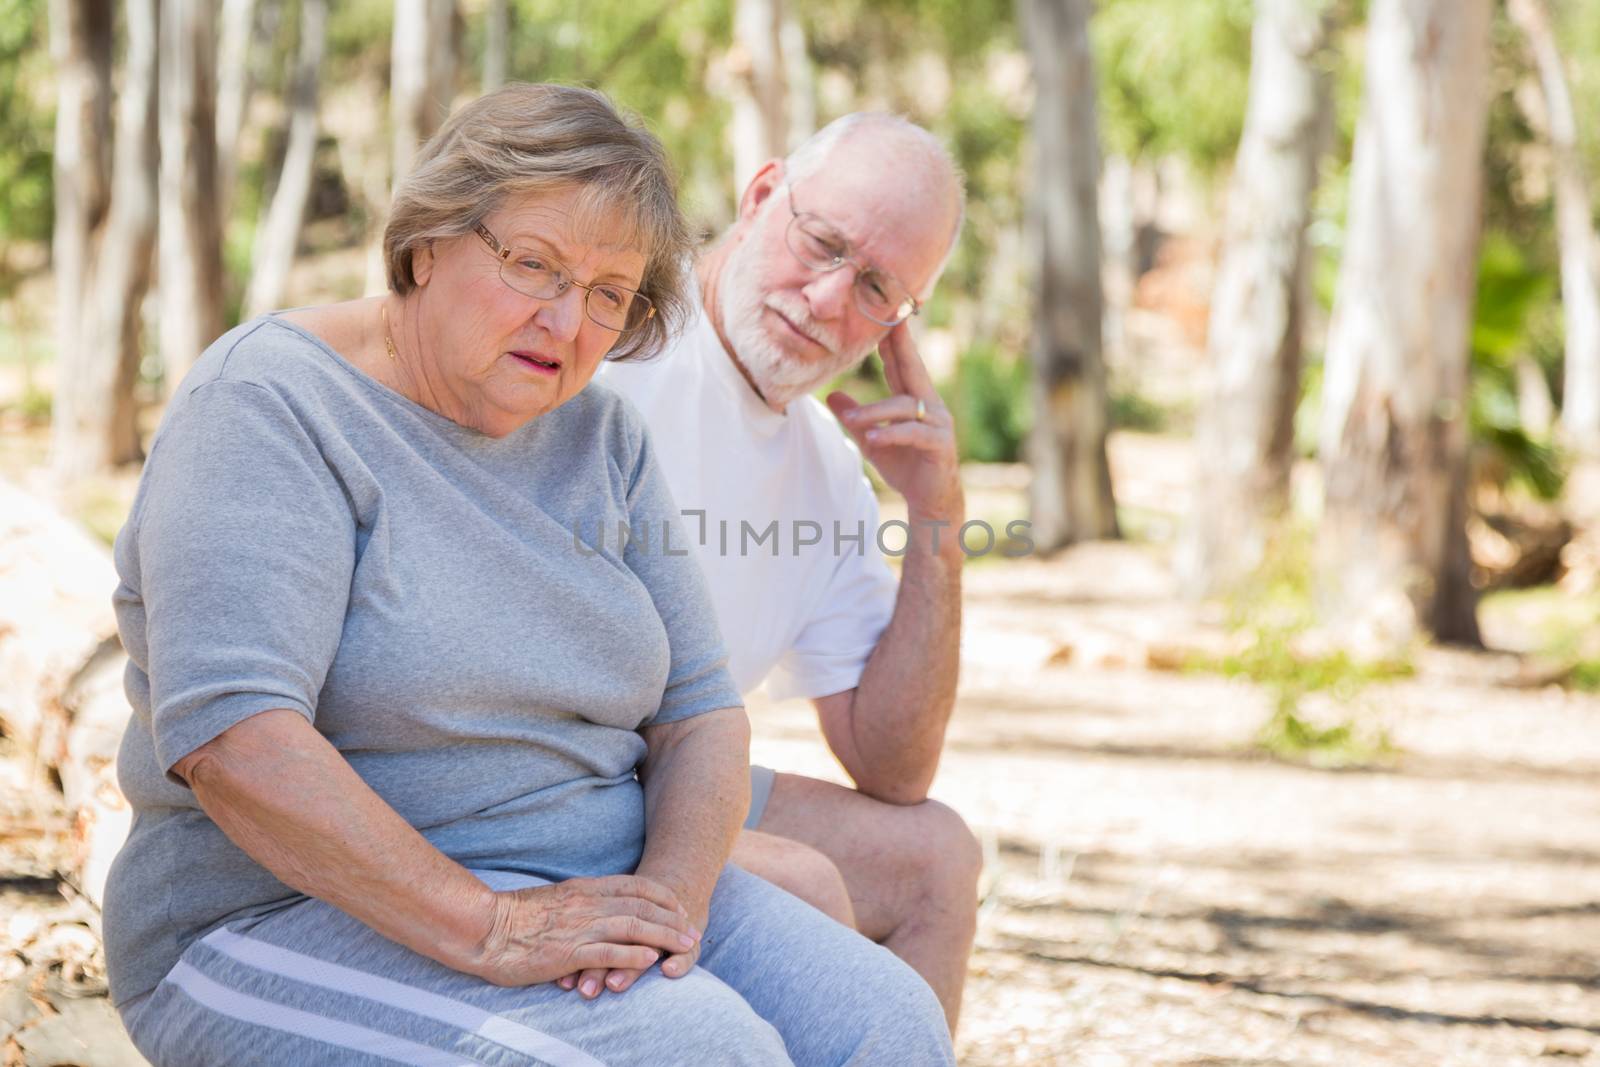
xmin=412 ymin=243 xmax=435 ymax=287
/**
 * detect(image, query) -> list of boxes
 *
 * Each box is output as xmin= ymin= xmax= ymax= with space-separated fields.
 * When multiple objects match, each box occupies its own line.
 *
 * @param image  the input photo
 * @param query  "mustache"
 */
xmin=764 ymin=293 xmax=841 ymax=353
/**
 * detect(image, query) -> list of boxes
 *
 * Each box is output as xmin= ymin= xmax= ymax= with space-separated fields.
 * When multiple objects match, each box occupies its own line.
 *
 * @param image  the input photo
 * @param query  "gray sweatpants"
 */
xmin=116 ymin=865 xmax=953 ymax=1066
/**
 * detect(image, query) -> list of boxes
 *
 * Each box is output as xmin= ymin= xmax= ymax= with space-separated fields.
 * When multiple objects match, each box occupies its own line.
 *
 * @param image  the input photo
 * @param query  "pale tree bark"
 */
xmin=1517 ymin=355 xmax=1555 ymax=435
xmin=729 ymin=0 xmax=787 ymax=193
xmin=1317 ymin=0 xmax=1492 ymax=648
xmin=377 ymin=0 xmax=456 ymax=294
xmin=47 ymin=0 xmax=112 ymax=454
xmin=245 ymin=0 xmax=327 ymax=318
xmin=53 ymin=0 xmax=159 ymax=481
xmin=482 ymin=0 xmax=507 ymax=92
xmin=1021 ymin=0 xmax=1118 ymax=552
xmin=1508 ymin=0 xmax=1600 ymax=453
xmin=215 ymin=0 xmax=262 ymax=227
xmin=779 ymin=4 xmax=813 ymax=148
xmin=1180 ymin=0 xmax=1334 ymax=596
xmin=391 ymin=0 xmax=457 ymax=188
xmin=159 ymin=0 xmax=225 ymax=393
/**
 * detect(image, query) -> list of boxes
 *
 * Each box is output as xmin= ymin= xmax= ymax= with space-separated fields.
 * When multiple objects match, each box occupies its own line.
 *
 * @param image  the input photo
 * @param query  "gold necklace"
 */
xmin=380 ymin=302 xmax=397 ymax=361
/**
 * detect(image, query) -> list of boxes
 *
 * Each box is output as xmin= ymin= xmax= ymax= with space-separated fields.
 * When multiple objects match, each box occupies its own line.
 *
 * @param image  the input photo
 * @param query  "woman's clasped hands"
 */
xmin=464 ymin=874 xmax=702 ymax=998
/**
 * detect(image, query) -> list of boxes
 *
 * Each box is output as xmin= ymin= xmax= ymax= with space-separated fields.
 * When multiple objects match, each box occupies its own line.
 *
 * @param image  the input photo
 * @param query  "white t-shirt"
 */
xmin=599 ymin=301 xmax=898 ymax=701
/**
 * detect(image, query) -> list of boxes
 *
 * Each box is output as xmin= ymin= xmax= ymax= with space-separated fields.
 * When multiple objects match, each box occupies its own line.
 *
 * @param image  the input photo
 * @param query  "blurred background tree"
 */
xmin=1 ymin=0 xmax=1598 ymax=661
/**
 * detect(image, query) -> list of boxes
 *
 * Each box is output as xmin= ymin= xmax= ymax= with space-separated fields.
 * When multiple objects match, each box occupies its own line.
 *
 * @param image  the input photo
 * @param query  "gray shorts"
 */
xmin=116 ymin=865 xmax=952 ymax=1066
xmin=746 ymin=764 xmax=776 ymax=831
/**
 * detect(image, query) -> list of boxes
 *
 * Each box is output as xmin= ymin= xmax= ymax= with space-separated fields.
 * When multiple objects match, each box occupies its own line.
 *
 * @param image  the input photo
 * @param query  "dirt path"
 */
xmin=749 ymin=542 xmax=1600 ymax=1065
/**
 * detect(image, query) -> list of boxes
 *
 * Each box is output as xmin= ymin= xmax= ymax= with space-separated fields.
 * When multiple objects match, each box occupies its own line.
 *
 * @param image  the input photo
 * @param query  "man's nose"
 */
xmin=802 ymin=266 xmax=856 ymax=321
xmin=533 ymin=284 xmax=585 ymax=342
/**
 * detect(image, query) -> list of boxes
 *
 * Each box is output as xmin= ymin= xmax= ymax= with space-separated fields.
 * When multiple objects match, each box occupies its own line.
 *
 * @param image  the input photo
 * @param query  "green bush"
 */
xmin=1469 ymin=232 xmax=1565 ymax=500
xmin=938 ymin=342 xmax=1030 ymax=463
xmin=1185 ymin=526 xmax=1409 ymax=768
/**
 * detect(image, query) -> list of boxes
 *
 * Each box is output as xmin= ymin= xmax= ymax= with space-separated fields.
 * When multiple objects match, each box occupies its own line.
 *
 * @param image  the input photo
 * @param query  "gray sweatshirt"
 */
xmin=103 ymin=316 xmax=741 ymax=1009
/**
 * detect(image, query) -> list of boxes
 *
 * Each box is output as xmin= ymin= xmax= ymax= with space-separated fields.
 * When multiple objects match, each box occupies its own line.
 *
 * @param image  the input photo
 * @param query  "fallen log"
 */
xmin=0 ymin=477 xmax=132 ymax=907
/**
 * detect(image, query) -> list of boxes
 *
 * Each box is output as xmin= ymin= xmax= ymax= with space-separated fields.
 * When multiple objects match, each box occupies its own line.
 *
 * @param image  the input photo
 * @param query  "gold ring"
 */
xmin=914 ymin=398 xmax=926 ymax=422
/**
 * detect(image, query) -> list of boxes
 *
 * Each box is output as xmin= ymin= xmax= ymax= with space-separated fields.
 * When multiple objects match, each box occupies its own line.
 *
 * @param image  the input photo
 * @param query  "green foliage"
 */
xmin=1109 ymin=389 xmax=1171 ymax=433
xmin=1091 ymin=0 xmax=1254 ymax=175
xmin=0 ymin=0 xmax=53 ymax=267
xmin=497 ymin=0 xmax=736 ymax=222
xmin=938 ymin=343 xmax=1030 ymax=463
xmin=1571 ymin=660 xmax=1600 ymax=692
xmin=1185 ymin=528 xmax=1408 ymax=768
xmin=1481 ymin=586 xmax=1600 ymax=692
xmin=1254 ymin=704 xmax=1398 ymax=767
xmin=11 ymin=384 xmax=51 ymax=423
xmin=1469 ymin=232 xmax=1565 ymax=500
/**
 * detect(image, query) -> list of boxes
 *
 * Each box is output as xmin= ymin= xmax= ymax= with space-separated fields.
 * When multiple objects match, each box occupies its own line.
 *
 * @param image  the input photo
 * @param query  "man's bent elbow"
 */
xmin=853 ymin=772 xmax=937 ymax=808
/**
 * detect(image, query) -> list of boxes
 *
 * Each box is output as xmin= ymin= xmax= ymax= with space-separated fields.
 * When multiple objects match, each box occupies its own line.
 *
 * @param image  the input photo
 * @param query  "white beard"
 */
xmin=718 ymin=238 xmax=875 ymax=409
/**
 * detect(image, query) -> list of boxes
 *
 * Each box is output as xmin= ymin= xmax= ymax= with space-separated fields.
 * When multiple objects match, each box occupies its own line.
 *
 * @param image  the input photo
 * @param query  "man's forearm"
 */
xmin=845 ymin=514 xmax=963 ymax=802
xmin=635 ymin=707 xmax=751 ymax=919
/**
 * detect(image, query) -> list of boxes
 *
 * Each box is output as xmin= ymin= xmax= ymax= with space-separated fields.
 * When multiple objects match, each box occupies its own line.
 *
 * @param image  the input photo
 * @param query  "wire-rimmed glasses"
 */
xmin=473 ymin=223 xmax=655 ymax=333
xmin=783 ymin=187 xmax=921 ymax=327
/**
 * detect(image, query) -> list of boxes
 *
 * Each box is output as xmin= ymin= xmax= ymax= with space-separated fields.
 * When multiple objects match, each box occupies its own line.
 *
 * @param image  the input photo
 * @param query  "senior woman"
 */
xmin=102 ymin=83 xmax=953 ymax=1067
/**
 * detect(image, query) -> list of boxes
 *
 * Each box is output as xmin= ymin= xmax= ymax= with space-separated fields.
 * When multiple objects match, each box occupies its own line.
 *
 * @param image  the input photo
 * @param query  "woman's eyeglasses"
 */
xmin=473 ymin=223 xmax=655 ymax=333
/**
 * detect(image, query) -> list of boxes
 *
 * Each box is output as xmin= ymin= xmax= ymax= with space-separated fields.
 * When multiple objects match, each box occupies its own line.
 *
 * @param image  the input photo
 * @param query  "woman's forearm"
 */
xmin=174 ymin=707 xmax=495 ymax=972
xmin=634 ymin=707 xmax=750 ymax=919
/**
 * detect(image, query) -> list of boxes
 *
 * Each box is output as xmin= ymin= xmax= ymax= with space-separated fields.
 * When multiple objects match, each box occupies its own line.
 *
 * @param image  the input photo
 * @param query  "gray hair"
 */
xmin=384 ymin=83 xmax=691 ymax=362
xmin=783 ymin=113 xmax=966 ymax=293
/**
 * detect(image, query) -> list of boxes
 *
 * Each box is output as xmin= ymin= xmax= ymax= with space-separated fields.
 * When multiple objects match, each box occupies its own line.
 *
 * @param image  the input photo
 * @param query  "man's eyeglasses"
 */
xmin=473 ymin=223 xmax=655 ymax=333
xmin=783 ymin=187 xmax=921 ymax=327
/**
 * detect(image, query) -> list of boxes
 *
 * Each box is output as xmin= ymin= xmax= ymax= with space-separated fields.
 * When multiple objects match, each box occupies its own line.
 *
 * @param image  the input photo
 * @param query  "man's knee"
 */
xmin=895 ymin=799 xmax=983 ymax=907
xmin=731 ymin=830 xmax=856 ymax=927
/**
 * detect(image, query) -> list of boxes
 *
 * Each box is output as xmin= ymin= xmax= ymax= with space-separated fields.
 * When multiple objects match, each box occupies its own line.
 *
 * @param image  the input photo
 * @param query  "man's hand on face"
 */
xmin=826 ymin=323 xmax=965 ymax=528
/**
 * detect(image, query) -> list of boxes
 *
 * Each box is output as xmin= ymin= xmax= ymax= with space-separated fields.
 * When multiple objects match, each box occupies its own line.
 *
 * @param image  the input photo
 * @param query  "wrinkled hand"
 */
xmin=464 ymin=875 xmax=700 ymax=989
xmin=827 ymin=323 xmax=963 ymax=524
xmin=557 ymin=878 xmax=708 ymax=999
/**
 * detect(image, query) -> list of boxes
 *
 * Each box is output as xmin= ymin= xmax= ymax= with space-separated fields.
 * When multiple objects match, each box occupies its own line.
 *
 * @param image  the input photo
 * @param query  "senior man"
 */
xmin=601 ymin=113 xmax=978 ymax=1028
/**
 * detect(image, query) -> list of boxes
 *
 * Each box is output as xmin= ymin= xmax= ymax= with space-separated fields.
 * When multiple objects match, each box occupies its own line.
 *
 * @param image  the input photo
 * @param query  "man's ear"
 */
xmin=736 ymin=159 xmax=785 ymax=222
xmin=412 ymin=242 xmax=435 ymax=287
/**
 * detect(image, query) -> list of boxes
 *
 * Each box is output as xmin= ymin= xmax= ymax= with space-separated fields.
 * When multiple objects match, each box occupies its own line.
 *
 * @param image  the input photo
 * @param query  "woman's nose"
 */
xmin=533 ymin=284 xmax=585 ymax=342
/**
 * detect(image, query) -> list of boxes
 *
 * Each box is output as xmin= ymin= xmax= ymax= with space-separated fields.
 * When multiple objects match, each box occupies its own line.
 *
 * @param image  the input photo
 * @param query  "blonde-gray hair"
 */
xmin=384 ymin=83 xmax=691 ymax=362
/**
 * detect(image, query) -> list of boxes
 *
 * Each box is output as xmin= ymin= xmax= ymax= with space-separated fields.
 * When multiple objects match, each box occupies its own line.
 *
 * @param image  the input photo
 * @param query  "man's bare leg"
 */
xmin=737 ymin=772 xmax=980 ymax=1031
xmin=730 ymin=829 xmax=856 ymax=927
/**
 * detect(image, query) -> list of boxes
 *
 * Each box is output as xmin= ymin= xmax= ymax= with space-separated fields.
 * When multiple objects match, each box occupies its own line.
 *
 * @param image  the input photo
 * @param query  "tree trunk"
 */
xmin=50 ymin=0 xmax=157 ymax=483
xmin=159 ymin=0 xmax=225 ymax=392
xmin=244 ymin=0 xmax=326 ymax=318
xmin=215 ymin=0 xmax=258 ymax=225
xmin=79 ymin=0 xmax=159 ymax=472
xmin=1021 ymin=0 xmax=1118 ymax=552
xmin=1507 ymin=0 xmax=1600 ymax=453
xmin=0 ymin=477 xmax=133 ymax=907
xmin=729 ymin=0 xmax=787 ymax=193
xmin=391 ymin=0 xmax=456 ymax=188
xmin=47 ymin=0 xmax=113 ymax=467
xmin=482 ymin=0 xmax=507 ymax=91
xmin=1317 ymin=0 xmax=1492 ymax=648
xmin=779 ymin=4 xmax=813 ymax=148
xmin=1180 ymin=0 xmax=1333 ymax=596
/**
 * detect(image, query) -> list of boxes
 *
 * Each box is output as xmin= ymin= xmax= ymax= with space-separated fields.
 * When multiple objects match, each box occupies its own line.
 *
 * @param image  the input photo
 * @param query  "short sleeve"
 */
xmin=133 ymin=380 xmax=356 ymax=786
xmin=764 ymin=474 xmax=899 ymax=702
xmin=621 ymin=419 xmax=743 ymax=727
